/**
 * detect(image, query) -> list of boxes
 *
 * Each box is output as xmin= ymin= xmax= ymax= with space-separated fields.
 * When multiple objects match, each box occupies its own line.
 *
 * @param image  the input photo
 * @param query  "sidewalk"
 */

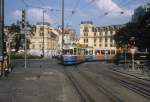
xmin=112 ymin=64 xmax=150 ymax=80
xmin=0 ymin=66 xmax=63 ymax=102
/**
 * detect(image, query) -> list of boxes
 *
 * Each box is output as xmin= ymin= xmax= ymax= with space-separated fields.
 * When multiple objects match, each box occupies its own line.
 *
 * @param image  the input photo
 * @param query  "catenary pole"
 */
xmin=62 ymin=0 xmax=64 ymax=55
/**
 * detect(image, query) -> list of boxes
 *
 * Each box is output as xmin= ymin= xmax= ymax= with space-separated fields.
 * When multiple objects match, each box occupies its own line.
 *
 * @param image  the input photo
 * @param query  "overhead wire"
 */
xmin=66 ymin=0 xmax=81 ymax=26
xmin=66 ymin=0 xmax=97 ymax=26
xmin=21 ymin=0 xmax=62 ymax=12
xmin=79 ymin=0 xmax=97 ymax=10
xmin=94 ymin=0 xmax=137 ymax=21
xmin=22 ymin=0 xmax=30 ymax=8
xmin=21 ymin=0 xmax=75 ymax=28
xmin=66 ymin=0 xmax=130 ymax=26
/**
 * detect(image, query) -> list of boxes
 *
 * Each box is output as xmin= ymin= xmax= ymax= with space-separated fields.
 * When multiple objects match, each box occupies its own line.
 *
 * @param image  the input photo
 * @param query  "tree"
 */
xmin=114 ymin=11 xmax=150 ymax=52
xmin=5 ymin=21 xmax=34 ymax=52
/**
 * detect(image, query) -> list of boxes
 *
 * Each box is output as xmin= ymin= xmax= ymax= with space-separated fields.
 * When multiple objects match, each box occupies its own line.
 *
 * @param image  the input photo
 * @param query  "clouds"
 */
xmin=95 ymin=0 xmax=121 ymax=12
xmin=13 ymin=8 xmax=52 ymax=24
xmin=94 ymin=0 xmax=133 ymax=17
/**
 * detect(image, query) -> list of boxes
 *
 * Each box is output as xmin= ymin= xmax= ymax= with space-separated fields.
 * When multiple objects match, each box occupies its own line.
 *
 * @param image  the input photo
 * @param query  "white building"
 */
xmin=79 ymin=21 xmax=124 ymax=55
xmin=29 ymin=22 xmax=59 ymax=57
xmin=57 ymin=26 xmax=77 ymax=54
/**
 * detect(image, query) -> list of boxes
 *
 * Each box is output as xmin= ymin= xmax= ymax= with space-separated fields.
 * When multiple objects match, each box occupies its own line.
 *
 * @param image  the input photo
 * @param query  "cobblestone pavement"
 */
xmin=1 ymin=59 xmax=150 ymax=102
xmin=0 ymin=59 xmax=63 ymax=102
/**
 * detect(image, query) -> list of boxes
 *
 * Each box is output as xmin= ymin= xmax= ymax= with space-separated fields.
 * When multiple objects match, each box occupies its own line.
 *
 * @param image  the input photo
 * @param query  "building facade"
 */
xmin=132 ymin=3 xmax=150 ymax=23
xmin=29 ymin=22 xmax=59 ymax=57
xmin=79 ymin=21 xmax=124 ymax=55
xmin=57 ymin=26 xmax=77 ymax=54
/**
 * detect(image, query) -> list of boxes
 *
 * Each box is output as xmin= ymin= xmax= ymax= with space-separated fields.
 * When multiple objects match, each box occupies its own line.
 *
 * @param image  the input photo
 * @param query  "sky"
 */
xmin=4 ymin=0 xmax=150 ymax=35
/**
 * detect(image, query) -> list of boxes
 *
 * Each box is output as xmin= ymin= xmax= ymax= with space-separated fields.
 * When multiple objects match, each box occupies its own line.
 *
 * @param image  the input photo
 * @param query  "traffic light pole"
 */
xmin=24 ymin=27 xmax=27 ymax=69
xmin=0 ymin=0 xmax=4 ymax=76
xmin=22 ymin=10 xmax=27 ymax=69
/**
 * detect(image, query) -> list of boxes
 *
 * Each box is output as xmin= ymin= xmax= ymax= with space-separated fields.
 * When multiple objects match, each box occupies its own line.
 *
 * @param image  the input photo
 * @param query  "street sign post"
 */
xmin=130 ymin=47 xmax=137 ymax=71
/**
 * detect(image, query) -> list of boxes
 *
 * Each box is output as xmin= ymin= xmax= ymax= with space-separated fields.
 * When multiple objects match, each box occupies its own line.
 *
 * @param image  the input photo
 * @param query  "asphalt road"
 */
xmin=0 ymin=59 xmax=150 ymax=102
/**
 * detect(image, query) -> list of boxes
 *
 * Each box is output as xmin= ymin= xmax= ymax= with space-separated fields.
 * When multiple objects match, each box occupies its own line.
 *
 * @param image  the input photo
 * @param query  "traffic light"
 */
xmin=3 ymin=42 xmax=6 ymax=55
xmin=22 ymin=10 xmax=26 ymax=28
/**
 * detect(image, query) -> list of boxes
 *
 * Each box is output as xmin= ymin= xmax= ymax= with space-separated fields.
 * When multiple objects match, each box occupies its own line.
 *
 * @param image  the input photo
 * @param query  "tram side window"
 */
xmin=63 ymin=50 xmax=68 ymax=55
xmin=63 ymin=49 xmax=73 ymax=55
xmin=85 ymin=50 xmax=88 ymax=55
xmin=111 ymin=50 xmax=115 ymax=54
xmin=101 ymin=50 xmax=105 ymax=54
xmin=70 ymin=50 xmax=73 ymax=55
xmin=95 ymin=50 xmax=100 ymax=55
xmin=105 ymin=50 xmax=110 ymax=54
xmin=74 ymin=48 xmax=77 ymax=55
xmin=89 ymin=50 xmax=93 ymax=55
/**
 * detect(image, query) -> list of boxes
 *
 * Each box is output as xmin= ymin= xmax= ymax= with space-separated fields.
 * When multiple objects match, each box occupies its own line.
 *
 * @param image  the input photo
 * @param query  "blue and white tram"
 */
xmin=62 ymin=47 xmax=82 ymax=65
xmin=60 ymin=46 xmax=116 ymax=65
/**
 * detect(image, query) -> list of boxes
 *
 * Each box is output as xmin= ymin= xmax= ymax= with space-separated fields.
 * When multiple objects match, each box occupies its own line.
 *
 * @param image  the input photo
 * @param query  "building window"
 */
xmin=83 ymin=27 xmax=89 ymax=32
xmin=40 ymin=32 xmax=43 ymax=36
xmin=110 ymin=44 xmax=113 ymax=47
xmin=105 ymin=44 xmax=107 ymax=47
xmin=99 ymin=44 xmax=101 ymax=47
xmin=94 ymin=33 xmax=96 ymax=36
xmin=92 ymin=27 xmax=95 ymax=32
xmin=32 ymin=33 xmax=35 ymax=36
xmin=84 ymin=33 xmax=88 ymax=36
xmin=105 ymin=38 xmax=108 ymax=42
xmin=94 ymin=44 xmax=96 ymax=46
xmin=84 ymin=39 xmax=88 ymax=43
xmin=95 ymin=28 xmax=97 ymax=32
xmin=40 ymin=27 xmax=44 ymax=31
xmin=99 ymin=38 xmax=102 ymax=42
xmin=110 ymin=30 xmax=113 ymax=35
xmin=32 ymin=44 xmax=35 ymax=49
xmin=110 ymin=38 xmax=113 ymax=43
xmin=94 ymin=38 xmax=96 ymax=43
xmin=99 ymin=32 xmax=102 ymax=36
xmin=86 ymin=39 xmax=88 ymax=43
xmin=105 ymin=32 xmax=108 ymax=36
xmin=39 ymin=44 xmax=42 ymax=48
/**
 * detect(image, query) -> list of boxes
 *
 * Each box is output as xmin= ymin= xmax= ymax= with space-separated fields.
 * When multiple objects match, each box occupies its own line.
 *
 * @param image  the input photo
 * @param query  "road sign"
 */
xmin=129 ymin=47 xmax=137 ymax=55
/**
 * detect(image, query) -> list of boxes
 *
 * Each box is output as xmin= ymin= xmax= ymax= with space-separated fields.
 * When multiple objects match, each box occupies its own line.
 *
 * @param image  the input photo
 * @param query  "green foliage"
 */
xmin=5 ymin=21 xmax=33 ymax=53
xmin=114 ymin=11 xmax=150 ymax=50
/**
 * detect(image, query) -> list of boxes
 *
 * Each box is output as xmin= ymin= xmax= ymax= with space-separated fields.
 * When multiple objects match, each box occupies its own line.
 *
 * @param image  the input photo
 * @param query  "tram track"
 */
xmin=74 ymin=67 xmax=124 ymax=102
xmin=86 ymin=65 xmax=150 ymax=100
xmin=63 ymin=65 xmax=126 ymax=102
xmin=107 ymin=70 xmax=150 ymax=99
xmin=63 ymin=67 xmax=95 ymax=102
